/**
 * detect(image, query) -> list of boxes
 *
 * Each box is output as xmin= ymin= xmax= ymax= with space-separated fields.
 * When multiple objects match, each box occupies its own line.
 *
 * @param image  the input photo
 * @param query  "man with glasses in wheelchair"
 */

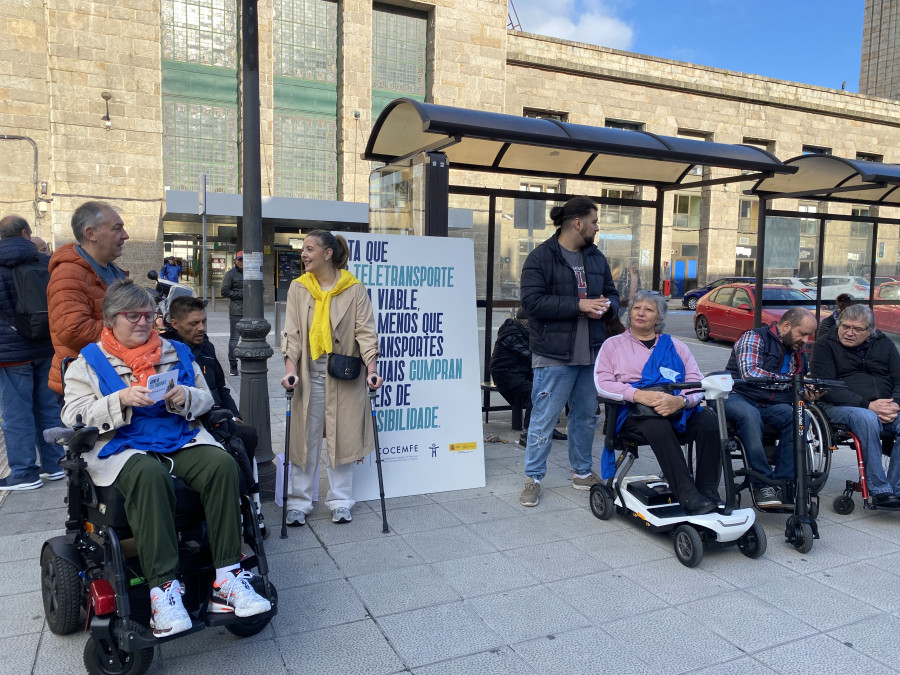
xmin=724 ymin=308 xmax=818 ymax=509
xmin=61 ymin=279 xmax=271 ymax=637
xmin=811 ymin=304 xmax=900 ymax=508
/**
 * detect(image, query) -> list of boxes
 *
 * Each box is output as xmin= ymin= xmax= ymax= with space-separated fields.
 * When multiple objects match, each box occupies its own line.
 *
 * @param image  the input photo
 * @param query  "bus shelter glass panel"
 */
xmin=369 ymin=161 xmax=425 ymax=236
xmin=874 ymin=222 xmax=900 ymax=346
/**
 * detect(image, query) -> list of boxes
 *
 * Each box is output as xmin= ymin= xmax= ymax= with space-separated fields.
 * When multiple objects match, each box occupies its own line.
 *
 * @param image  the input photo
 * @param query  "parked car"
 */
xmin=681 ymin=276 xmax=754 ymax=310
xmin=873 ymin=281 xmax=900 ymax=336
xmin=694 ymin=284 xmax=815 ymax=343
xmin=801 ymin=275 xmax=870 ymax=301
xmin=766 ymin=276 xmax=818 ymax=297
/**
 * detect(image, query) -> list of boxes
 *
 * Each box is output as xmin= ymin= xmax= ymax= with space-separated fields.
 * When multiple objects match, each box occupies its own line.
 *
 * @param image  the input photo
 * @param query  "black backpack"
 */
xmin=3 ymin=257 xmax=51 ymax=341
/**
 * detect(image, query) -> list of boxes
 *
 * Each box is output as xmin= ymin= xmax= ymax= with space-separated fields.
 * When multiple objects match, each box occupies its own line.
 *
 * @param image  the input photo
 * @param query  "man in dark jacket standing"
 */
xmin=518 ymin=197 xmax=619 ymax=507
xmin=811 ymin=304 xmax=900 ymax=507
xmin=0 ymin=215 xmax=65 ymax=490
xmin=724 ymin=307 xmax=818 ymax=509
xmin=220 ymin=251 xmax=243 ymax=376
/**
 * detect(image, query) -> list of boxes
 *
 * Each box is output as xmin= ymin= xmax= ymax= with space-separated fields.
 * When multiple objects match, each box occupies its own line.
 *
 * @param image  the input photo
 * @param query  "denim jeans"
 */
xmin=824 ymin=405 xmax=900 ymax=496
xmin=228 ymin=314 xmax=241 ymax=367
xmin=723 ymin=391 xmax=794 ymax=486
xmin=524 ymin=365 xmax=598 ymax=480
xmin=0 ymin=358 xmax=64 ymax=480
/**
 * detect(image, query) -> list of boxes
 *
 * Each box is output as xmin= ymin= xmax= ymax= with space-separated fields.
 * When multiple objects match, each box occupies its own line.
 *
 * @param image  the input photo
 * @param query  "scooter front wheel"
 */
xmin=589 ymin=484 xmax=615 ymax=520
xmin=673 ymin=524 xmax=704 ymax=568
xmin=737 ymin=521 xmax=767 ymax=559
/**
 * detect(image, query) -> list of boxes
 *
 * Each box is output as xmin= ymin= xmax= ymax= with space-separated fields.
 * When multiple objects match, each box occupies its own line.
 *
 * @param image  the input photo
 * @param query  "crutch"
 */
xmin=280 ymin=375 xmax=295 ymax=539
xmin=368 ymin=383 xmax=390 ymax=534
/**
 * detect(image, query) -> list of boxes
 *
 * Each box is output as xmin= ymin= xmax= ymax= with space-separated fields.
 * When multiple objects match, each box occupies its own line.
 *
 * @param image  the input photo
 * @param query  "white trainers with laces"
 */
xmin=150 ymin=580 xmax=192 ymax=638
xmin=210 ymin=569 xmax=272 ymax=618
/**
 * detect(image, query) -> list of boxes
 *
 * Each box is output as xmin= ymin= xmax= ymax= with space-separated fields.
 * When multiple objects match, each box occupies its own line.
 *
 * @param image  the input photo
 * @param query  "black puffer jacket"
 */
xmin=520 ymin=232 xmax=619 ymax=361
xmin=0 ymin=237 xmax=53 ymax=365
xmin=162 ymin=328 xmax=240 ymax=416
xmin=490 ymin=318 xmax=532 ymax=382
xmin=811 ymin=327 xmax=900 ymax=409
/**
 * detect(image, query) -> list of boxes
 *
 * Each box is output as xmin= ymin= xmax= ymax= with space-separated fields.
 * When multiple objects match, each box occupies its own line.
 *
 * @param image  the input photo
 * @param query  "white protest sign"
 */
xmin=342 ymin=232 xmax=485 ymax=500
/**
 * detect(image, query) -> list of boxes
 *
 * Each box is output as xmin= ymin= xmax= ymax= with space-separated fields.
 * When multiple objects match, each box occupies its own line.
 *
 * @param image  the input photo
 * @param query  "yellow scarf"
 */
xmin=297 ymin=269 xmax=361 ymax=359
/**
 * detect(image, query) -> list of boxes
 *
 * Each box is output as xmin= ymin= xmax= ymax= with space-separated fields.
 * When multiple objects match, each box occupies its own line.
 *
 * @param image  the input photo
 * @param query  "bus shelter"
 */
xmin=749 ymin=155 xmax=900 ymax=341
xmin=363 ymin=98 xmax=798 ymax=405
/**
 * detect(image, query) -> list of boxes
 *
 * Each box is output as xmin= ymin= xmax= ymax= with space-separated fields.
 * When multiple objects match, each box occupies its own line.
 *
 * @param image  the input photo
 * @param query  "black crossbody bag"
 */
xmin=327 ymin=353 xmax=363 ymax=380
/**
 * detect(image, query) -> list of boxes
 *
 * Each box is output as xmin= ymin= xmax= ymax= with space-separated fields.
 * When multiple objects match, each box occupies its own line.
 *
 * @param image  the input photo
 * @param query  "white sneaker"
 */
xmin=150 ymin=580 xmax=192 ymax=638
xmin=285 ymin=509 xmax=305 ymax=526
xmin=332 ymin=507 xmax=352 ymax=523
xmin=210 ymin=569 xmax=272 ymax=618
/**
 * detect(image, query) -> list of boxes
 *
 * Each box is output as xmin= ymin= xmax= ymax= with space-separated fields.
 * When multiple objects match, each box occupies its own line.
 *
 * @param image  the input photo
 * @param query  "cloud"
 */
xmin=510 ymin=0 xmax=635 ymax=50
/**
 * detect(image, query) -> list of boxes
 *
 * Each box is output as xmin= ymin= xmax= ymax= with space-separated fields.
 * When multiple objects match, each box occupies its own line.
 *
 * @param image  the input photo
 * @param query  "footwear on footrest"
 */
xmin=683 ymin=492 xmax=716 ymax=515
xmin=150 ymin=580 xmax=191 ymax=638
xmin=210 ymin=569 xmax=271 ymax=617
xmin=871 ymin=492 xmax=900 ymax=508
xmin=754 ymin=486 xmax=783 ymax=509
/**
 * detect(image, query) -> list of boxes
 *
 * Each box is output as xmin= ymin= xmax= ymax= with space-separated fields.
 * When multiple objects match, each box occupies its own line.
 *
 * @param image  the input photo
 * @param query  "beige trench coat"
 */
xmin=281 ymin=280 xmax=379 ymax=468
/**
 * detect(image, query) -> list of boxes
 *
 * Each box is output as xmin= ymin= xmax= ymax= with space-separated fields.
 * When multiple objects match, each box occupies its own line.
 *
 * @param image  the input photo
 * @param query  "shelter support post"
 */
xmin=424 ymin=152 xmax=449 ymax=237
xmin=754 ymin=197 xmax=768 ymax=328
xmin=869 ymin=220 xmax=880 ymax=310
xmin=652 ymin=190 xmax=665 ymax=294
xmin=482 ymin=193 xmax=497 ymax=417
xmin=815 ymin=217 xmax=827 ymax=320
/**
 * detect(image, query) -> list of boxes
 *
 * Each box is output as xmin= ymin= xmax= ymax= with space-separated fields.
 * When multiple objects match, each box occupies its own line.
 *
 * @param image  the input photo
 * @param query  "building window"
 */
xmin=162 ymin=0 xmax=237 ymax=68
xmin=798 ymin=201 xmax=819 ymax=235
xmin=274 ymin=115 xmax=337 ymax=200
xmin=673 ymin=194 xmax=701 ymax=229
xmin=678 ymin=129 xmax=711 ymax=176
xmin=802 ymin=145 xmax=832 ymax=155
xmin=738 ymin=198 xmax=758 ymax=233
xmin=162 ymin=0 xmax=239 ymax=194
xmin=274 ymin=0 xmax=337 ymax=81
xmin=605 ymin=119 xmax=643 ymax=131
xmin=742 ymin=138 xmax=775 ymax=153
xmin=850 ymin=206 xmax=872 ymax=239
xmin=856 ymin=152 xmax=883 ymax=163
xmin=600 ymin=187 xmax=635 ymax=225
xmin=163 ymin=101 xmax=238 ymax=193
xmin=372 ymin=3 xmax=427 ymax=117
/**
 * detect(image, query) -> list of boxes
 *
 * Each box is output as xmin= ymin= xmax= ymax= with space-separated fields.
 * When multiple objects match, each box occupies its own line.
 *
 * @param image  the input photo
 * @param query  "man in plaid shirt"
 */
xmin=724 ymin=308 xmax=818 ymax=509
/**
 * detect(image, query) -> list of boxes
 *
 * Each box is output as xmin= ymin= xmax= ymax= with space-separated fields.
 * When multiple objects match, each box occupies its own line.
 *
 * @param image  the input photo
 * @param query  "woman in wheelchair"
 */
xmin=61 ymin=279 xmax=270 ymax=637
xmin=594 ymin=290 xmax=722 ymax=515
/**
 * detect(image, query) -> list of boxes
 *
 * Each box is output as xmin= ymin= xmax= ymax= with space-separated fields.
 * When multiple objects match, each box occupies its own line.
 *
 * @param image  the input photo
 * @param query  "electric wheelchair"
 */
xmin=39 ymin=408 xmax=277 ymax=675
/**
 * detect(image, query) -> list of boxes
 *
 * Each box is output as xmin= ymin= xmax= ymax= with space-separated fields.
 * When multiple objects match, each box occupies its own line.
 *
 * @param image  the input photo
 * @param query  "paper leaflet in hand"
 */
xmin=146 ymin=370 xmax=178 ymax=403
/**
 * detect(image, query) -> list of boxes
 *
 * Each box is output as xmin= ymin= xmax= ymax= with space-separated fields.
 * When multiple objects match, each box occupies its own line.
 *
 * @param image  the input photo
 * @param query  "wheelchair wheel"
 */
xmin=83 ymin=619 xmax=153 ymax=675
xmin=673 ymin=524 xmax=704 ymax=568
xmin=792 ymin=521 xmax=814 ymax=554
xmin=804 ymin=404 xmax=832 ymax=482
xmin=40 ymin=546 xmax=83 ymax=635
xmin=224 ymin=580 xmax=277 ymax=638
xmin=589 ymin=484 xmax=615 ymax=520
xmin=737 ymin=521 xmax=767 ymax=559
xmin=833 ymin=494 xmax=855 ymax=515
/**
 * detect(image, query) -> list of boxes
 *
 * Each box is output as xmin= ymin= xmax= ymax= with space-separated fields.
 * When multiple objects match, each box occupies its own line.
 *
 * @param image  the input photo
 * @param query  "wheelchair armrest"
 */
xmin=598 ymin=396 xmax=623 ymax=448
xmin=43 ymin=425 xmax=100 ymax=455
xmin=205 ymin=408 xmax=232 ymax=427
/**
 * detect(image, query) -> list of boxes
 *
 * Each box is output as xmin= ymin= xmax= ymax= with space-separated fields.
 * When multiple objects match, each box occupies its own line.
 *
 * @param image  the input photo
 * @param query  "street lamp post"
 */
xmin=237 ymin=0 xmax=274 ymax=477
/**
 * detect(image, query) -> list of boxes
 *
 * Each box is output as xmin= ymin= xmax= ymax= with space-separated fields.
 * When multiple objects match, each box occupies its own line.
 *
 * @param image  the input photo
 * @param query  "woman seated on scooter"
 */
xmin=61 ymin=278 xmax=270 ymax=638
xmin=594 ymin=290 xmax=721 ymax=515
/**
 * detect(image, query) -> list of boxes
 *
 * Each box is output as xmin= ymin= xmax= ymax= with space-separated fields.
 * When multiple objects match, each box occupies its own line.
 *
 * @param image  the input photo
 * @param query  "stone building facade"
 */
xmin=1 ymin=0 xmax=899 ymax=300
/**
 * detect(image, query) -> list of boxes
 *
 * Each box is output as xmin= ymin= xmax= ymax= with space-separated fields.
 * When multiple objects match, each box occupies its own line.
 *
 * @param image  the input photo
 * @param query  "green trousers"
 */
xmin=114 ymin=445 xmax=241 ymax=589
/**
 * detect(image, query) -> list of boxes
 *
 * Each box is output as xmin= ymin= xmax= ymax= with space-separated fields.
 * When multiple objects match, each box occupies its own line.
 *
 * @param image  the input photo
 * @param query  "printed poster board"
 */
xmin=343 ymin=232 xmax=486 ymax=500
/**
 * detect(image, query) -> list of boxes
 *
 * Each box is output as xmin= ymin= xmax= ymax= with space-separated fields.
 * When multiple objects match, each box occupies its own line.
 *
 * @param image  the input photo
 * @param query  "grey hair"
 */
xmin=623 ymin=290 xmax=667 ymax=334
xmin=838 ymin=304 xmax=875 ymax=331
xmin=102 ymin=279 xmax=155 ymax=326
xmin=71 ymin=201 xmax=113 ymax=243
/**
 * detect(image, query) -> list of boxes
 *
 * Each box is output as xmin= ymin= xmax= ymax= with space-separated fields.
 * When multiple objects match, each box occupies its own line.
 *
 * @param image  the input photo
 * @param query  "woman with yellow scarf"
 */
xmin=280 ymin=231 xmax=382 ymax=526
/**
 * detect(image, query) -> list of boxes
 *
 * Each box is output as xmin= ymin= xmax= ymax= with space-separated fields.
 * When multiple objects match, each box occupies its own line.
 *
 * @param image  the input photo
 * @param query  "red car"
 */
xmin=873 ymin=282 xmax=900 ymax=337
xmin=694 ymin=284 xmax=816 ymax=343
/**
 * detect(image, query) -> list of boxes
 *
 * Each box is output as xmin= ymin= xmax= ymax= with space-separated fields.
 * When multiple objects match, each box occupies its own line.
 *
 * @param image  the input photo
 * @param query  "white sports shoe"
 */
xmin=210 ymin=569 xmax=272 ymax=618
xmin=150 ymin=580 xmax=192 ymax=638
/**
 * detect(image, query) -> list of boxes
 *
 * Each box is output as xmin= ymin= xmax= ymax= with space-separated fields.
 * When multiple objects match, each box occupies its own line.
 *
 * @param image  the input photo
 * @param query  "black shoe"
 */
xmin=699 ymin=487 xmax=724 ymax=507
xmin=552 ymin=429 xmax=568 ymax=441
xmin=682 ymin=493 xmax=716 ymax=515
xmin=229 ymin=366 xmax=239 ymax=376
xmin=871 ymin=492 xmax=900 ymax=508
xmin=518 ymin=433 xmax=527 ymax=448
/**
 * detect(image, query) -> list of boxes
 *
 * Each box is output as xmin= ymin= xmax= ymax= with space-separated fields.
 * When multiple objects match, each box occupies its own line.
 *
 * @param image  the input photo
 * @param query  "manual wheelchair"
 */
xmin=830 ymin=423 xmax=897 ymax=514
xmin=39 ymin=411 xmax=277 ymax=675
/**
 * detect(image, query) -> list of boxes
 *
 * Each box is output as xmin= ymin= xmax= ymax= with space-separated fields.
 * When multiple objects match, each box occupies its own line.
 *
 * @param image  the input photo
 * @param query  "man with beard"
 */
xmin=724 ymin=307 xmax=818 ymax=509
xmin=518 ymin=196 xmax=619 ymax=507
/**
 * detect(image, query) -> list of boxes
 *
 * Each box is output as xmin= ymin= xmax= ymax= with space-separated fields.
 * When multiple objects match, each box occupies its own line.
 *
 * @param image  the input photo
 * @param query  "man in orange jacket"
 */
xmin=47 ymin=201 xmax=128 ymax=394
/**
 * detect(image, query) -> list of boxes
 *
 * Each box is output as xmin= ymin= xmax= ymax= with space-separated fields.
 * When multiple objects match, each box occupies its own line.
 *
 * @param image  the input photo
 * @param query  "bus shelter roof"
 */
xmin=749 ymin=154 xmax=900 ymax=205
xmin=364 ymin=99 xmax=794 ymax=186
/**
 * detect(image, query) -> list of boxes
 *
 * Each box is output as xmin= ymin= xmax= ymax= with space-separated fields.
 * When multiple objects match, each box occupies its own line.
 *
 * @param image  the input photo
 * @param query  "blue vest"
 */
xmin=80 ymin=341 xmax=200 ymax=458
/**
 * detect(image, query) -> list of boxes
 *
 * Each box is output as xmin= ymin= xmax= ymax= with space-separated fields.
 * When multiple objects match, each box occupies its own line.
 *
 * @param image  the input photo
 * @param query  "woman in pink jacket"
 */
xmin=594 ymin=290 xmax=721 ymax=515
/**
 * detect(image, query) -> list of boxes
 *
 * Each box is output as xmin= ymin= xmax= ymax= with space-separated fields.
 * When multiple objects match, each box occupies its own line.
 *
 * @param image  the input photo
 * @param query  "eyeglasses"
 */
xmin=838 ymin=324 xmax=869 ymax=334
xmin=117 ymin=311 xmax=159 ymax=324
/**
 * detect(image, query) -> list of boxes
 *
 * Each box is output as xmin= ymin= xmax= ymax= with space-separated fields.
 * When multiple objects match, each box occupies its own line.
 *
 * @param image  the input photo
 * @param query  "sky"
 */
xmin=509 ymin=0 xmax=865 ymax=92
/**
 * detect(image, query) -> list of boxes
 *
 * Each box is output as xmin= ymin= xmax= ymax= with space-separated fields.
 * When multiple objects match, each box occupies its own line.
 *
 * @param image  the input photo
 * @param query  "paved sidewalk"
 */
xmin=3 ymin=312 xmax=900 ymax=674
